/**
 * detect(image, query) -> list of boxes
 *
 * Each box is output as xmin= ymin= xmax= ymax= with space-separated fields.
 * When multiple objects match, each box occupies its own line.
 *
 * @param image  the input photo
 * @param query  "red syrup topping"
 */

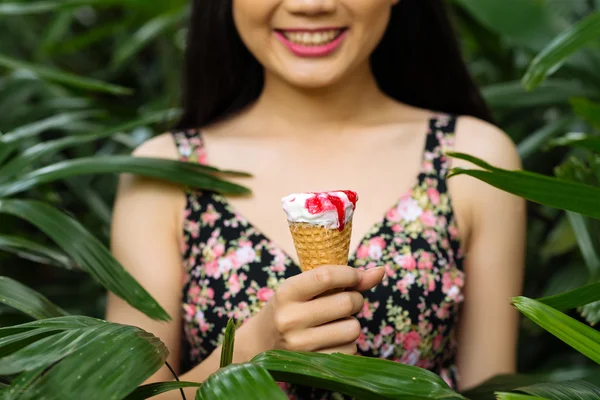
xmin=304 ymin=190 xmax=357 ymax=231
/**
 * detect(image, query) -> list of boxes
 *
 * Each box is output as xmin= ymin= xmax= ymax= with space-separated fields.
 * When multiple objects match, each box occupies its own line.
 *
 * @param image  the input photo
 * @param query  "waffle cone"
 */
xmin=288 ymin=220 xmax=353 ymax=272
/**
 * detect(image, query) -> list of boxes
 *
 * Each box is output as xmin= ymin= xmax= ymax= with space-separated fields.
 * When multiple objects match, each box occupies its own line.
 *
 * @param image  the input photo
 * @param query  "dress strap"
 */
xmin=171 ymin=128 xmax=208 ymax=165
xmin=422 ymin=113 xmax=458 ymax=180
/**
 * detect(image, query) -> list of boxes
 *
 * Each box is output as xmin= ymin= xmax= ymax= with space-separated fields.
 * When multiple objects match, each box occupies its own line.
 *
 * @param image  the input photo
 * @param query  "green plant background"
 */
xmin=1 ymin=0 xmax=600 ymax=399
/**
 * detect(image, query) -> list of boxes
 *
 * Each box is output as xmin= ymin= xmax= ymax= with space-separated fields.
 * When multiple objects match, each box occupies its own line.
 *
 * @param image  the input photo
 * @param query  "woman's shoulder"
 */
xmin=131 ymin=130 xmax=185 ymax=161
xmin=452 ymin=114 xmax=521 ymax=171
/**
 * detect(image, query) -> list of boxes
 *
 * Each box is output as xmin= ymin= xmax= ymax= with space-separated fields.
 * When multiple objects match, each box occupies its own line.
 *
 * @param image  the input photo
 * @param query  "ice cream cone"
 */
xmin=281 ymin=190 xmax=358 ymax=273
xmin=288 ymin=219 xmax=353 ymax=272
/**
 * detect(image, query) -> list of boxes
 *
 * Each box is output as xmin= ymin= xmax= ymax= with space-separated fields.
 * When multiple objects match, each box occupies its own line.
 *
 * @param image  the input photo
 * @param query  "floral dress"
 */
xmin=172 ymin=114 xmax=465 ymax=398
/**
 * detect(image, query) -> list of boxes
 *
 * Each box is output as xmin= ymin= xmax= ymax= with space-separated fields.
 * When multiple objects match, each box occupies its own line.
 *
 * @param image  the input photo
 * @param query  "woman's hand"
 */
xmin=245 ymin=265 xmax=385 ymax=357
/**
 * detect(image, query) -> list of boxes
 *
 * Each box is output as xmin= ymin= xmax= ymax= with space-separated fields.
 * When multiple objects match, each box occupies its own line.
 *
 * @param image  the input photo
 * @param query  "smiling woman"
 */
xmin=105 ymin=0 xmax=526 ymax=399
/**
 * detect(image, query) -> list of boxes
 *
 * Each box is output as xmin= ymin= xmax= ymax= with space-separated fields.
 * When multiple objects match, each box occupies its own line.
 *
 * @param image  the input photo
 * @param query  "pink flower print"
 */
xmin=391 ymin=224 xmax=403 ymax=233
xmin=205 ymin=287 xmax=215 ymax=299
xmin=356 ymin=244 xmax=369 ymax=259
xmin=257 ymin=287 xmax=274 ymax=302
xmin=446 ymin=285 xmax=463 ymax=302
xmin=368 ymin=237 xmax=386 ymax=260
xmin=398 ymin=197 xmax=423 ymax=222
xmin=205 ymin=260 xmax=221 ymax=279
xmin=228 ymin=273 xmax=241 ymax=295
xmin=188 ymin=285 xmax=201 ymax=300
xmin=427 ymin=188 xmax=440 ymax=205
xmin=403 ymin=254 xmax=417 ymax=271
xmin=427 ymin=275 xmax=436 ymax=292
xmin=400 ymin=348 xmax=421 ymax=366
xmin=436 ymin=303 xmax=450 ymax=319
xmin=418 ymin=252 xmax=434 ymax=271
xmin=381 ymin=326 xmax=394 ymax=336
xmin=184 ymin=304 xmax=195 ymax=321
xmin=396 ymin=272 xmax=416 ymax=295
xmin=218 ymin=257 xmax=234 ymax=276
xmin=380 ymin=343 xmax=395 ymax=358
xmin=433 ymin=334 xmax=444 ymax=351
xmin=403 ymin=331 xmax=421 ymax=350
xmin=236 ymin=245 xmax=256 ymax=266
xmin=448 ymin=224 xmax=459 ymax=239
xmin=373 ymin=334 xmax=383 ymax=348
xmin=186 ymin=220 xmax=200 ymax=238
xmin=359 ymin=301 xmax=373 ymax=320
xmin=385 ymin=264 xmax=395 ymax=278
xmin=420 ymin=210 xmax=436 ymax=227
xmin=357 ymin=331 xmax=369 ymax=352
xmin=394 ymin=332 xmax=404 ymax=345
xmin=271 ymin=264 xmax=286 ymax=273
xmin=213 ymin=243 xmax=225 ymax=258
xmin=201 ymin=209 xmax=219 ymax=227
xmin=386 ymin=206 xmax=402 ymax=222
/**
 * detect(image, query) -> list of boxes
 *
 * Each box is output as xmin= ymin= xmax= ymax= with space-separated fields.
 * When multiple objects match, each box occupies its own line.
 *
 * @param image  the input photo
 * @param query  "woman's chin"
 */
xmin=272 ymin=69 xmax=347 ymax=91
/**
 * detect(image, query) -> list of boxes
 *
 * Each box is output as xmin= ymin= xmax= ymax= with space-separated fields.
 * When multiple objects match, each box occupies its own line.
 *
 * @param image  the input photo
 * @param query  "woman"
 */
xmin=105 ymin=0 xmax=526 ymax=398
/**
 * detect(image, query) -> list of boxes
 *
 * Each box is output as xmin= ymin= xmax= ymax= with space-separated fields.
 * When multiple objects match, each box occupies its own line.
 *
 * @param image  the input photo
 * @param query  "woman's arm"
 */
xmin=450 ymin=117 xmax=527 ymax=391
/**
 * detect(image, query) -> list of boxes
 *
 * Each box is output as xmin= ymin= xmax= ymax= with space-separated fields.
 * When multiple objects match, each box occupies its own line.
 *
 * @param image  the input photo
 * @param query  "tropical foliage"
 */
xmin=1 ymin=0 xmax=600 ymax=399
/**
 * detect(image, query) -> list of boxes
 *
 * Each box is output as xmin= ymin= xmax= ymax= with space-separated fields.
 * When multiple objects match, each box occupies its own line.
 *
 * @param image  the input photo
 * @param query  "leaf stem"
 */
xmin=165 ymin=362 xmax=186 ymax=400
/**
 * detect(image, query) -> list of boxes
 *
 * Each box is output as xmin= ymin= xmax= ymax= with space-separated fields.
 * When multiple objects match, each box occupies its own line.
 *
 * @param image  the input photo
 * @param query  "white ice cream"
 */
xmin=281 ymin=190 xmax=357 ymax=229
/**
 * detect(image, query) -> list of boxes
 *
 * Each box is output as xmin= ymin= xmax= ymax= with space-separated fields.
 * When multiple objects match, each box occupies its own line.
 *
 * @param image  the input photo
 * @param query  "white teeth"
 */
xmin=282 ymin=29 xmax=342 ymax=46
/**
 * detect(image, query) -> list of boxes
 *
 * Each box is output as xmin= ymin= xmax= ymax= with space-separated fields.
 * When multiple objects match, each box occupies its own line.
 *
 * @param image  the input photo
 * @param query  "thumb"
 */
xmin=351 ymin=267 xmax=385 ymax=292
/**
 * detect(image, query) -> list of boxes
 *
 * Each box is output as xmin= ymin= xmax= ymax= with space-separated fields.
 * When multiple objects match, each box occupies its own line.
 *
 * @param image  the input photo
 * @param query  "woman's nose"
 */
xmin=282 ymin=0 xmax=337 ymax=16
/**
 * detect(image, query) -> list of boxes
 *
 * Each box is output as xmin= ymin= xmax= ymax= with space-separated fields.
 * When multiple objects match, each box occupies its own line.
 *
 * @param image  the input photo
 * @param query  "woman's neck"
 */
xmin=250 ymin=63 xmax=391 ymax=132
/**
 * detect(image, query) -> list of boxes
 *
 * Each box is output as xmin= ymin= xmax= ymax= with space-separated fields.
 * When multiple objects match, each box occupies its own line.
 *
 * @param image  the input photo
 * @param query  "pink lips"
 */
xmin=275 ymin=29 xmax=348 ymax=58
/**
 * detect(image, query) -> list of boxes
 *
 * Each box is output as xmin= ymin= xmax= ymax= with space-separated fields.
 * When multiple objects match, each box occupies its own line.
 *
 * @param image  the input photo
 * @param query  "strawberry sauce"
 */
xmin=304 ymin=190 xmax=357 ymax=231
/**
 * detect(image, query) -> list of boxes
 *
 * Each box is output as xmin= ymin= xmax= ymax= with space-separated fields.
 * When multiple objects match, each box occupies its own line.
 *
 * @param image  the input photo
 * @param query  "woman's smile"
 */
xmin=274 ymin=28 xmax=349 ymax=57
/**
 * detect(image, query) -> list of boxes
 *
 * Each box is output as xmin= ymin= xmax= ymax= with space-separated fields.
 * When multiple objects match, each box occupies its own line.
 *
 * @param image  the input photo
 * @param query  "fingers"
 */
xmin=318 ymin=342 xmax=358 ymax=355
xmin=277 ymin=265 xmax=361 ymax=302
xmin=283 ymin=317 xmax=361 ymax=352
xmin=281 ymin=291 xmax=364 ymax=330
xmin=351 ymin=267 xmax=385 ymax=292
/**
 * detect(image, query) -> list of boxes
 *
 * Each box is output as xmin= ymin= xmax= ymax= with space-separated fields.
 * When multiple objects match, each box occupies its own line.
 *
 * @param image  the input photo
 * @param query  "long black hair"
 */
xmin=175 ymin=0 xmax=494 ymax=130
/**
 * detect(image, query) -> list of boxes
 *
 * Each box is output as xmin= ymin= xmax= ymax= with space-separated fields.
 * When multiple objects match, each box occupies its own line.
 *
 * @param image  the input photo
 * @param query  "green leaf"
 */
xmin=6 ymin=321 xmax=168 ymax=400
xmin=0 ymin=111 xmax=100 ymax=144
xmin=570 ymin=98 xmax=600 ymax=130
xmin=462 ymin=368 xmax=600 ymax=400
xmin=0 ymin=277 xmax=68 ymax=321
xmin=112 ymin=10 xmax=185 ymax=69
xmin=448 ymin=152 xmax=600 ymax=220
xmin=0 ymin=1 xmax=101 ymax=15
xmin=518 ymin=380 xmax=600 ymax=399
xmin=580 ymin=301 xmax=600 ymax=327
xmin=537 ymin=279 xmax=600 ymax=310
xmin=253 ymin=350 xmax=464 ymax=399
xmin=547 ymin=133 xmax=600 ymax=154
xmin=540 ymin=216 xmax=578 ymax=262
xmin=0 ymin=327 xmax=100 ymax=375
xmin=0 ymin=234 xmax=75 ymax=269
xmin=196 ymin=363 xmax=286 ymax=400
xmin=0 ymin=156 xmax=251 ymax=197
xmin=523 ymin=12 xmax=600 ymax=90
xmin=0 ymin=200 xmax=170 ymax=321
xmin=494 ymin=394 xmax=547 ymax=400
xmin=124 ymin=381 xmax=202 ymax=399
xmin=566 ymin=211 xmax=600 ymax=276
xmin=0 ymin=53 xmax=132 ymax=95
xmin=0 ymin=108 xmax=182 ymax=182
xmin=517 ymin=117 xmax=573 ymax=159
xmin=481 ymin=80 xmax=595 ymax=109
xmin=511 ymin=296 xmax=600 ymax=364
xmin=220 ymin=319 xmax=236 ymax=368
xmin=453 ymin=0 xmax=561 ymax=50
